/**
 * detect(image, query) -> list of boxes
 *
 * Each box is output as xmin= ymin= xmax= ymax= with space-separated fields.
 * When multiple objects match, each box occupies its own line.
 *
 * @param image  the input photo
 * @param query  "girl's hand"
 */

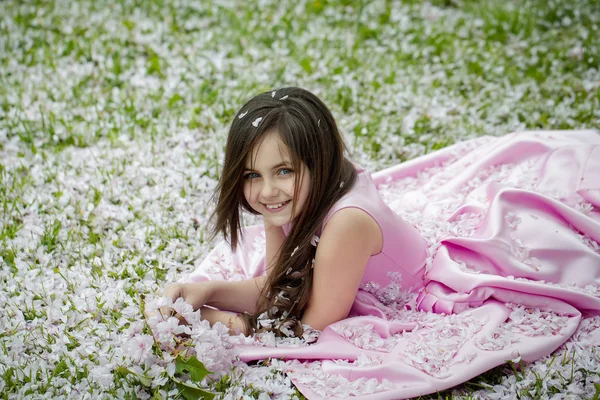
xmin=163 ymin=282 xmax=213 ymax=312
xmin=162 ymin=284 xmax=248 ymax=334
xmin=201 ymin=308 xmax=247 ymax=335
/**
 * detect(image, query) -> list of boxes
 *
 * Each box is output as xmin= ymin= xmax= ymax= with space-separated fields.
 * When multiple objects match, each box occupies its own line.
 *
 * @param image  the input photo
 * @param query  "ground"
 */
xmin=0 ymin=0 xmax=599 ymax=398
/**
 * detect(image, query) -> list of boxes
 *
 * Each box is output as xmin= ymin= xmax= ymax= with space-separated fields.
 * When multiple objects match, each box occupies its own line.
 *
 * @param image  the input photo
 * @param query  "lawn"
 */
xmin=1 ymin=0 xmax=599 ymax=398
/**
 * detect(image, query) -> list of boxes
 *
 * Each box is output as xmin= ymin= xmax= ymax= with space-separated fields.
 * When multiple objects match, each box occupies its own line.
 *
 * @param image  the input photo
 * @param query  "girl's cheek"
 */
xmin=252 ymin=185 xmax=263 ymax=202
xmin=287 ymin=180 xmax=297 ymax=195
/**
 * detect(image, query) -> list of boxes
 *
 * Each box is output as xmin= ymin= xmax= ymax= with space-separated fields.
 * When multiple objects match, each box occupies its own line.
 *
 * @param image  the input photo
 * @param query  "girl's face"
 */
xmin=243 ymin=130 xmax=311 ymax=227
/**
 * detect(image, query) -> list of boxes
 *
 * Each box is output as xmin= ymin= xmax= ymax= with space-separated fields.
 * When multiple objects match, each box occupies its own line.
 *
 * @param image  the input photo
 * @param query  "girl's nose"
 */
xmin=260 ymin=180 xmax=279 ymax=198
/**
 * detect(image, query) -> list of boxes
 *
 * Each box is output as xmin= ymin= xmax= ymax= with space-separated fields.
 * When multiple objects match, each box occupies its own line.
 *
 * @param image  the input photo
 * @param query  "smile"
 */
xmin=263 ymin=200 xmax=291 ymax=212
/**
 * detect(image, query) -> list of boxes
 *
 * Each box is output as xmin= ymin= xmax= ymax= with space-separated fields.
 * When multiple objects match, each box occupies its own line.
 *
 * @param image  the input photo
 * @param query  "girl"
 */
xmin=161 ymin=87 xmax=600 ymax=398
xmin=163 ymin=86 xmax=427 ymax=336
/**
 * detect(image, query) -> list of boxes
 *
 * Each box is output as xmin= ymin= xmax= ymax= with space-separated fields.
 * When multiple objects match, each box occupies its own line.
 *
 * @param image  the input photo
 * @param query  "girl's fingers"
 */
xmin=154 ymin=284 xmax=184 ymax=320
xmin=163 ymin=283 xmax=183 ymax=301
xmin=158 ymin=306 xmax=174 ymax=320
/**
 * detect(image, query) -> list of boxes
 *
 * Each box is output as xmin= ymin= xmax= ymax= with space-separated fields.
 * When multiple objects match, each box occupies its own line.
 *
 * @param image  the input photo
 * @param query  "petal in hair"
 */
xmin=291 ymin=246 xmax=299 ymax=257
xmin=310 ymin=235 xmax=320 ymax=246
xmin=238 ymin=110 xmax=248 ymax=119
xmin=252 ymin=117 xmax=263 ymax=127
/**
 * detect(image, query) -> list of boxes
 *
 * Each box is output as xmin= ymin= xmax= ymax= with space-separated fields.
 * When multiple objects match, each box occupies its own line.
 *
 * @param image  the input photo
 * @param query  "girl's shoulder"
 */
xmin=322 ymin=206 xmax=383 ymax=256
xmin=323 ymin=167 xmax=383 ymax=227
xmin=320 ymin=167 xmax=384 ymax=255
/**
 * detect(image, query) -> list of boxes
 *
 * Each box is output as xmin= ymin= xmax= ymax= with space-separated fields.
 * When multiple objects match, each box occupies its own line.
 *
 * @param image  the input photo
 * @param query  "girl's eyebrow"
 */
xmin=270 ymin=162 xmax=291 ymax=169
xmin=243 ymin=161 xmax=291 ymax=171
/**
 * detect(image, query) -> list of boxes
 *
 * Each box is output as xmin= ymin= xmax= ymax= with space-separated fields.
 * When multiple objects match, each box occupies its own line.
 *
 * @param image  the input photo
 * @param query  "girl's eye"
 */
xmin=244 ymin=172 xmax=260 ymax=180
xmin=278 ymin=168 xmax=292 ymax=176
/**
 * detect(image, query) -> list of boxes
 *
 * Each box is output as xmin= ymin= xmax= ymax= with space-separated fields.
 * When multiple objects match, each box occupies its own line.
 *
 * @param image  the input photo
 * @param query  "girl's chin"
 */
xmin=263 ymin=215 xmax=292 ymax=227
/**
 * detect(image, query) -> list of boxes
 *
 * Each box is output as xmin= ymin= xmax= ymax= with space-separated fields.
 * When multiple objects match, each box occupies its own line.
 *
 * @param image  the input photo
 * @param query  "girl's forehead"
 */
xmin=245 ymin=131 xmax=292 ymax=167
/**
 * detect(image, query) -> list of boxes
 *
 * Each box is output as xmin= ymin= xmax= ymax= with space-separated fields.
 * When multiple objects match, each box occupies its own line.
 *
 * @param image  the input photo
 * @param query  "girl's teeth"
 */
xmin=266 ymin=203 xmax=283 ymax=209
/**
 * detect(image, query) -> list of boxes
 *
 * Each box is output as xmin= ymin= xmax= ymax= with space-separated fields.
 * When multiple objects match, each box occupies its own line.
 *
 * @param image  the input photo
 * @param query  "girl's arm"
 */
xmin=301 ymin=207 xmax=382 ymax=331
xmin=163 ymin=277 xmax=265 ymax=335
xmin=206 ymin=220 xmax=285 ymax=313
xmin=164 ymin=219 xmax=286 ymax=332
xmin=204 ymin=277 xmax=266 ymax=313
xmin=164 ymin=276 xmax=266 ymax=314
xmin=200 ymin=307 xmax=247 ymax=335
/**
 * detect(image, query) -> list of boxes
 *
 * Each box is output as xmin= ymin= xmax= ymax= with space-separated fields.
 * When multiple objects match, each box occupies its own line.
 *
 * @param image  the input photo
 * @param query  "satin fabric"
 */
xmin=183 ymin=130 xmax=600 ymax=399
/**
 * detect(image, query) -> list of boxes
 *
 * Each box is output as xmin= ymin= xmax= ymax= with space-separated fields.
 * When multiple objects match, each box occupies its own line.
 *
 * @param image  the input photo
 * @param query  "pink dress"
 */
xmin=182 ymin=130 xmax=600 ymax=399
xmin=322 ymin=166 xmax=428 ymax=299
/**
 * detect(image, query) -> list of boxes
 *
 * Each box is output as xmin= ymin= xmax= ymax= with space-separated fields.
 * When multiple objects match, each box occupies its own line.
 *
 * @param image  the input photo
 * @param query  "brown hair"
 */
xmin=212 ymin=87 xmax=356 ymax=336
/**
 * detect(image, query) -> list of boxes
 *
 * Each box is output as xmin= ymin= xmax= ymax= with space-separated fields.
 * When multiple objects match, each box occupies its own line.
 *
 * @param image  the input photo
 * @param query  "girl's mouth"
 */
xmin=263 ymin=200 xmax=291 ymax=213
